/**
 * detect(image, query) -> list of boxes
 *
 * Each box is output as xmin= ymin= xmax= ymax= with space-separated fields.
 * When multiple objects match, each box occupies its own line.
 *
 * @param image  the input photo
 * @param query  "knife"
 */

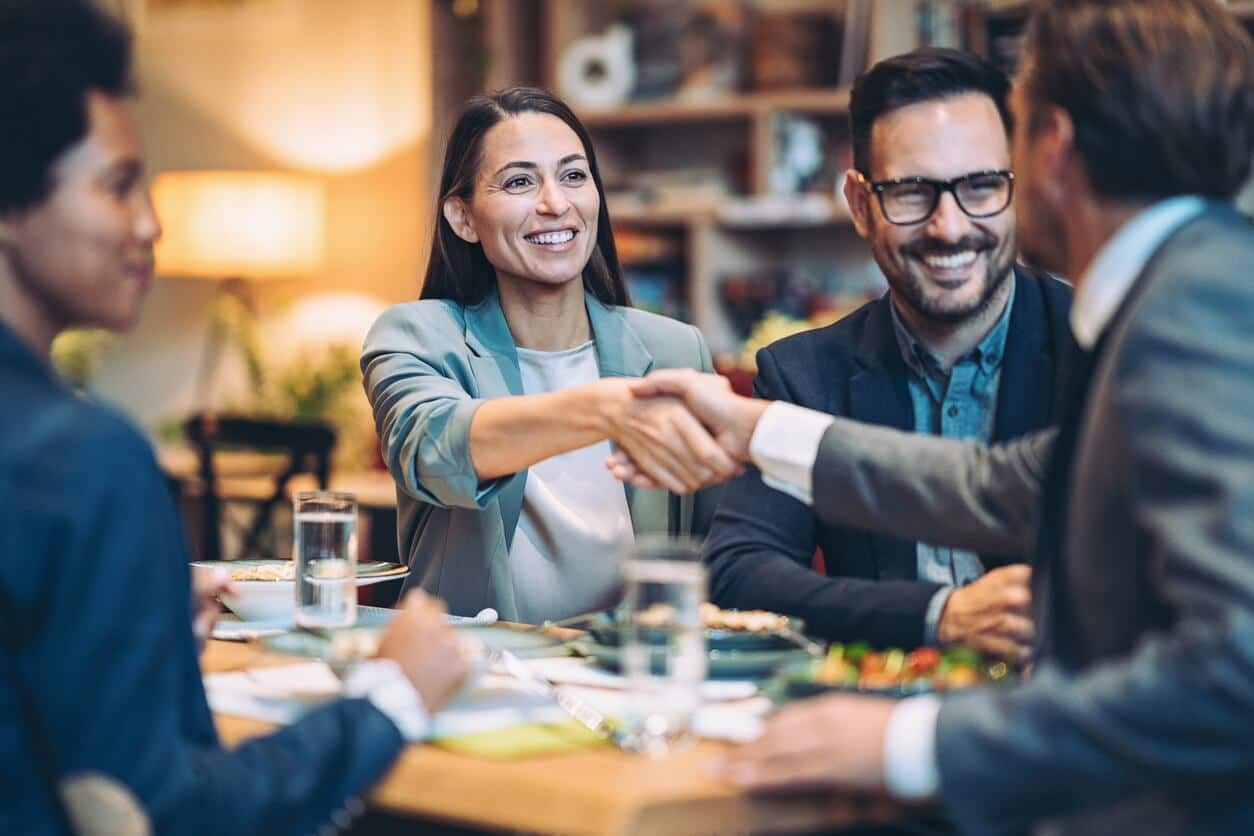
xmin=487 ymin=646 xmax=626 ymax=748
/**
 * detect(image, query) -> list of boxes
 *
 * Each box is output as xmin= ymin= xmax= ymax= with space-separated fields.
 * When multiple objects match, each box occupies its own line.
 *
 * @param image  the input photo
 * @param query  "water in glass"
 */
xmin=619 ymin=538 xmax=707 ymax=755
xmin=293 ymin=492 xmax=357 ymax=629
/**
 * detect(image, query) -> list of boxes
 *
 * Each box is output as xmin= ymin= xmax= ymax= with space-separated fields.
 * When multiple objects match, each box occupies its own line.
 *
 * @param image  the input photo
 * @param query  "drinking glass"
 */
xmin=293 ymin=491 xmax=357 ymax=629
xmin=618 ymin=536 xmax=708 ymax=755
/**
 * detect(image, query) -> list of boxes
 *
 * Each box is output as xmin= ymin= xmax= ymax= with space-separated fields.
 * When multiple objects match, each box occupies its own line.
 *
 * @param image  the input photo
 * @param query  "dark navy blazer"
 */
xmin=703 ymin=267 xmax=1075 ymax=648
xmin=0 ymin=324 xmax=403 ymax=836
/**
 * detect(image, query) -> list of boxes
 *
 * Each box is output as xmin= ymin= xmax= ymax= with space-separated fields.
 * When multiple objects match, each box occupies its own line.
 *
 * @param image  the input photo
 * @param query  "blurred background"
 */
xmin=82 ymin=0 xmax=1254 ymax=562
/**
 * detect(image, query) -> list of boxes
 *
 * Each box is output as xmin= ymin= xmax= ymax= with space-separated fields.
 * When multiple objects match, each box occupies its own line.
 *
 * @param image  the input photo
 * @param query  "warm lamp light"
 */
xmin=151 ymin=171 xmax=326 ymax=411
xmin=153 ymin=171 xmax=326 ymax=279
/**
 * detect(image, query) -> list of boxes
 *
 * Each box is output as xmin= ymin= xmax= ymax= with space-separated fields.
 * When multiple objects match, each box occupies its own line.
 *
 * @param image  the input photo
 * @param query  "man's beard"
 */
xmin=884 ymin=232 xmax=1015 ymax=324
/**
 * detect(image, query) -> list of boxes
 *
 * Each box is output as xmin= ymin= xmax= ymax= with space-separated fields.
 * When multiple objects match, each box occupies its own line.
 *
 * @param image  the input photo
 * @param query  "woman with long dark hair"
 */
xmin=362 ymin=87 xmax=730 ymax=622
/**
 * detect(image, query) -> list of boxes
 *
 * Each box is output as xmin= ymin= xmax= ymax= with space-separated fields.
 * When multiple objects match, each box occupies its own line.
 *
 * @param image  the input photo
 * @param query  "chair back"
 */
xmin=182 ymin=414 xmax=337 ymax=563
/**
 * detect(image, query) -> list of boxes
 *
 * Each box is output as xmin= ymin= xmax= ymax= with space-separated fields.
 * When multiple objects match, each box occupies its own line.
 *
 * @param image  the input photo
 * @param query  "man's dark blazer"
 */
xmin=704 ymin=267 xmax=1074 ymax=648
xmin=0 ymin=324 xmax=403 ymax=836
xmin=809 ymin=204 xmax=1254 ymax=835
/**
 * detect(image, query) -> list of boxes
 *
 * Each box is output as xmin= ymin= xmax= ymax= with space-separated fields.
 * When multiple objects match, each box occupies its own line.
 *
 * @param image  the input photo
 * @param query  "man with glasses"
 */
xmin=615 ymin=1 xmax=1254 ymax=831
xmin=704 ymin=48 xmax=1074 ymax=657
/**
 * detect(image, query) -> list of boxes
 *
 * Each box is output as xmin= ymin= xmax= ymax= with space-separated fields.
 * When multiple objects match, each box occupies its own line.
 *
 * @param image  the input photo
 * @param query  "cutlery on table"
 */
xmin=486 ymin=646 xmax=625 ymax=749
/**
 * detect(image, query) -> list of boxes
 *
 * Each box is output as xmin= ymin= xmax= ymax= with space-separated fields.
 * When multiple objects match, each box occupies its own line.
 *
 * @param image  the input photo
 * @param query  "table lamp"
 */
xmin=152 ymin=171 xmax=326 ymax=408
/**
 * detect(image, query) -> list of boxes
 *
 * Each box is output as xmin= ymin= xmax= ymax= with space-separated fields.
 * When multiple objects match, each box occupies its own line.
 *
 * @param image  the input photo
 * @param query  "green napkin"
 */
xmin=433 ymin=721 xmax=610 ymax=758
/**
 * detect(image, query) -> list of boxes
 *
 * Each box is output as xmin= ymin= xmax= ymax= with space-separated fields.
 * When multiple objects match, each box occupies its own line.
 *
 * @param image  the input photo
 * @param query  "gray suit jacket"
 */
xmin=361 ymin=291 xmax=720 ymax=621
xmin=810 ymin=205 xmax=1254 ymax=836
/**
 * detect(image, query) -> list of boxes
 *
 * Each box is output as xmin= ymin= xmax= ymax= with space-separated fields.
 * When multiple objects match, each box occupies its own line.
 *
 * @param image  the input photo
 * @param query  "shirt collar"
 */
xmin=1070 ymin=196 xmax=1207 ymax=349
xmin=889 ymin=272 xmax=1017 ymax=380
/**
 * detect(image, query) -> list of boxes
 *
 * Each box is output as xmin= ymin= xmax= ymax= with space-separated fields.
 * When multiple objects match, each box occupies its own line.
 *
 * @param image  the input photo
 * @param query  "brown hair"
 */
xmin=850 ymin=47 xmax=1013 ymax=175
xmin=420 ymin=87 xmax=628 ymax=307
xmin=1021 ymin=0 xmax=1254 ymax=201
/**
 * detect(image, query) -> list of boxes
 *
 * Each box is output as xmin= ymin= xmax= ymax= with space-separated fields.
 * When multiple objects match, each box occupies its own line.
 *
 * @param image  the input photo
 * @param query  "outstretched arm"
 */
xmin=610 ymin=368 xmax=1048 ymax=554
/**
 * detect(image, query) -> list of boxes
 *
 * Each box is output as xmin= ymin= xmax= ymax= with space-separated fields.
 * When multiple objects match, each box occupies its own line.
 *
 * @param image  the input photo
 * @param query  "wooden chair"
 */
xmin=183 ymin=414 xmax=337 ymax=563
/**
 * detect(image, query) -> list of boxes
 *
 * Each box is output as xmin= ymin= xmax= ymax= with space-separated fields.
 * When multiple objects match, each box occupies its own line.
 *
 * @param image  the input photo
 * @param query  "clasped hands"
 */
xmin=603 ymin=369 xmax=768 ymax=494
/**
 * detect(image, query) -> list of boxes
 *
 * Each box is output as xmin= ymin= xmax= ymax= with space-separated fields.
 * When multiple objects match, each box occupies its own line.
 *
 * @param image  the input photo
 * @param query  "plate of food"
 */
xmin=768 ymin=642 xmax=1013 ymax=700
xmin=191 ymin=559 xmax=409 ymax=622
xmin=586 ymin=603 xmax=812 ymax=653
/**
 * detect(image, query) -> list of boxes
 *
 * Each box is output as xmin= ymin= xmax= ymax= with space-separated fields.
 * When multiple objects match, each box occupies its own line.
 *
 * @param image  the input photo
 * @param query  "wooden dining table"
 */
xmin=202 ymin=638 xmax=907 ymax=836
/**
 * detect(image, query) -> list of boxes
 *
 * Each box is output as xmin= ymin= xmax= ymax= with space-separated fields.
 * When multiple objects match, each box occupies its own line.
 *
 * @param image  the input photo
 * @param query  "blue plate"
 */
xmin=569 ymin=638 xmax=814 ymax=680
xmin=584 ymin=613 xmax=809 ymax=653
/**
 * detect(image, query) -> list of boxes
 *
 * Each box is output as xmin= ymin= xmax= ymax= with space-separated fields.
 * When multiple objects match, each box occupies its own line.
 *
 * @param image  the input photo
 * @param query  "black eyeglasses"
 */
xmin=855 ymin=170 xmax=1015 ymax=225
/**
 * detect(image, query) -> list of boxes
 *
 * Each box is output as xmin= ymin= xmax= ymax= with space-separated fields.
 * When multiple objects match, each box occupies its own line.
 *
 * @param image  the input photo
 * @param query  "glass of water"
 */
xmin=293 ymin=491 xmax=357 ymax=629
xmin=619 ymin=536 xmax=707 ymax=756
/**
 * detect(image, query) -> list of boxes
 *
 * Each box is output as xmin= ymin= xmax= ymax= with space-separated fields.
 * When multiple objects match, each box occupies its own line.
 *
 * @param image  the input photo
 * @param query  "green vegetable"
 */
xmin=883 ymin=648 xmax=906 ymax=677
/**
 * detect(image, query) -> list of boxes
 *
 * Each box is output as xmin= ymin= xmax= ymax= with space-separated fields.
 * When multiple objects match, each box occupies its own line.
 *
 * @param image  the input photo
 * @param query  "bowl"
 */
xmin=191 ymin=559 xmax=409 ymax=623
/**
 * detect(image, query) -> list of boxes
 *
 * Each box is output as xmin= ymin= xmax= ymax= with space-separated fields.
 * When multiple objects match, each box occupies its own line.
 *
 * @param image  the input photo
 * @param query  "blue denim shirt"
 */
xmin=889 ymin=277 xmax=1016 ymax=644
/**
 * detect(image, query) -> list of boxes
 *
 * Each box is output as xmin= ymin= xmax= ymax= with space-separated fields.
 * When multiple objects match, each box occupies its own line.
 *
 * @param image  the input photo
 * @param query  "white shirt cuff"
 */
xmin=923 ymin=587 xmax=956 ymax=646
xmin=344 ymin=658 xmax=429 ymax=741
xmin=883 ymin=694 xmax=942 ymax=800
xmin=748 ymin=402 xmax=835 ymax=506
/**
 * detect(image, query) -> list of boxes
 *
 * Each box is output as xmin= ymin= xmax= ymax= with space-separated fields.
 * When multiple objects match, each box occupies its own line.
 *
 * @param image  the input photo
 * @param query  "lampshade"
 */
xmin=153 ymin=171 xmax=326 ymax=279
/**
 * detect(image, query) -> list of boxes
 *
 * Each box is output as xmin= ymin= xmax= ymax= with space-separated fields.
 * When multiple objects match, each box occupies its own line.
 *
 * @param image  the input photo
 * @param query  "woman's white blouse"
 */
xmin=509 ymin=341 xmax=635 ymax=623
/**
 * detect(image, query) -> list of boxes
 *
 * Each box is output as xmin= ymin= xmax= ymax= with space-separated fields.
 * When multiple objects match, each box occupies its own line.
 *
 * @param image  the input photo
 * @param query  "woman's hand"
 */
xmin=191 ymin=568 xmax=235 ymax=652
xmin=468 ymin=376 xmax=739 ymax=492
xmin=602 ymin=386 xmax=743 ymax=493
xmin=605 ymin=370 xmax=769 ymax=492
xmin=376 ymin=591 xmax=470 ymax=713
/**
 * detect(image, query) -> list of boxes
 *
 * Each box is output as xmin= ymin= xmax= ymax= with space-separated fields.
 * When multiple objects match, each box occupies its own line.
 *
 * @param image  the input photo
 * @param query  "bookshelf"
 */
xmin=529 ymin=0 xmax=878 ymax=355
xmin=435 ymin=1 xmax=1254 ymax=357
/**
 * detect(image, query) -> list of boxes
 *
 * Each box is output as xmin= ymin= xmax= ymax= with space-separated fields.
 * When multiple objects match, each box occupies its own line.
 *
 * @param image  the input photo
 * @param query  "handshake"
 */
xmin=601 ymin=369 xmax=770 ymax=494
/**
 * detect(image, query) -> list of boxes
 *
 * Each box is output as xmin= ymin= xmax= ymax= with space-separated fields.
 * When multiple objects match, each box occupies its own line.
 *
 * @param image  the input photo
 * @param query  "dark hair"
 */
xmin=1021 ymin=0 xmax=1253 ymax=202
xmin=850 ymin=47 xmax=1013 ymax=175
xmin=0 ymin=0 xmax=133 ymax=214
xmin=421 ymin=87 xmax=629 ymax=307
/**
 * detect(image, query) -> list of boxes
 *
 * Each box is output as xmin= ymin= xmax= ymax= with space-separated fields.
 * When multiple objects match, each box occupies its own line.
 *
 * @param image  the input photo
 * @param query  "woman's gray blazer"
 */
xmin=361 ymin=290 xmax=722 ymax=620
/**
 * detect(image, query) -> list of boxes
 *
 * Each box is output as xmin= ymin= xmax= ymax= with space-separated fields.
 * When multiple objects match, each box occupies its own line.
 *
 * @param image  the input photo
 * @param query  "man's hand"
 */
xmin=191 ymin=568 xmax=235 ymax=652
xmin=715 ymin=693 xmax=894 ymax=794
xmin=937 ymin=564 xmax=1034 ymax=661
xmin=607 ymin=393 xmax=743 ymax=494
xmin=376 ymin=591 xmax=470 ymax=713
xmin=606 ymin=369 xmax=770 ymax=491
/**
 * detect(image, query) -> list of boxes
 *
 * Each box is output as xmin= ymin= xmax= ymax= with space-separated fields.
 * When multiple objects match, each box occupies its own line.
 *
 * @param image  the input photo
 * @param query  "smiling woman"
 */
xmin=361 ymin=87 xmax=732 ymax=624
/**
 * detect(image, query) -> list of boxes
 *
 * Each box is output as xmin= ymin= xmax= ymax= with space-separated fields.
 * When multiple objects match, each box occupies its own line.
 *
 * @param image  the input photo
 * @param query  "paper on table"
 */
xmin=205 ymin=662 xmax=769 ymax=743
xmin=206 ymin=663 xmax=566 ymax=740
xmin=213 ymin=608 xmax=492 ymax=641
xmin=523 ymin=656 xmax=759 ymax=701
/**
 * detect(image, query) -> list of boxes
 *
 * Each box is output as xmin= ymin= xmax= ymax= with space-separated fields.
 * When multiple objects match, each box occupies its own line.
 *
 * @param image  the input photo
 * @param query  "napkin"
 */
xmin=212 ymin=606 xmax=488 ymax=641
xmin=522 ymin=656 xmax=759 ymax=701
xmin=205 ymin=661 xmax=769 ymax=750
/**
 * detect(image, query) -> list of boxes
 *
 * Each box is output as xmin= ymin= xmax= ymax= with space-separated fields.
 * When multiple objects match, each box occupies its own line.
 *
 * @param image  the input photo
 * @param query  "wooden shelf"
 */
xmin=608 ymin=195 xmax=852 ymax=230
xmin=580 ymin=88 xmax=851 ymax=128
xmin=978 ymin=0 xmax=1252 ymax=21
xmin=609 ymin=203 xmax=712 ymax=226
xmin=980 ymin=0 xmax=1031 ymax=15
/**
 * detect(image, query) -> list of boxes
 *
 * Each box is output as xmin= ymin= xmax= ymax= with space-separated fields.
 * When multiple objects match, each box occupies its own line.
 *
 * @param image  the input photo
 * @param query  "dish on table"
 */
xmin=586 ymin=604 xmax=810 ymax=653
xmin=190 ymin=559 xmax=409 ymax=622
xmin=264 ymin=622 xmax=560 ymax=676
xmin=769 ymin=642 xmax=1012 ymax=700
xmin=568 ymin=637 xmax=814 ymax=680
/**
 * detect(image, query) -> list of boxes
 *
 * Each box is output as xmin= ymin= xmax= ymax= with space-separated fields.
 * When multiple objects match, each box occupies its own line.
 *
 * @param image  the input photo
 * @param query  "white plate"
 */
xmin=192 ymin=560 xmax=409 ymax=622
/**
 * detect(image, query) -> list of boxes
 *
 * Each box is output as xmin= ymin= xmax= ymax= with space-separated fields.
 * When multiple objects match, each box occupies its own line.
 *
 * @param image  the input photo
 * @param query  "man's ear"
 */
xmin=1028 ymin=105 xmax=1078 ymax=207
xmin=842 ymin=170 xmax=873 ymax=239
xmin=0 ymin=214 xmax=19 ymax=248
xmin=442 ymin=197 xmax=479 ymax=244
